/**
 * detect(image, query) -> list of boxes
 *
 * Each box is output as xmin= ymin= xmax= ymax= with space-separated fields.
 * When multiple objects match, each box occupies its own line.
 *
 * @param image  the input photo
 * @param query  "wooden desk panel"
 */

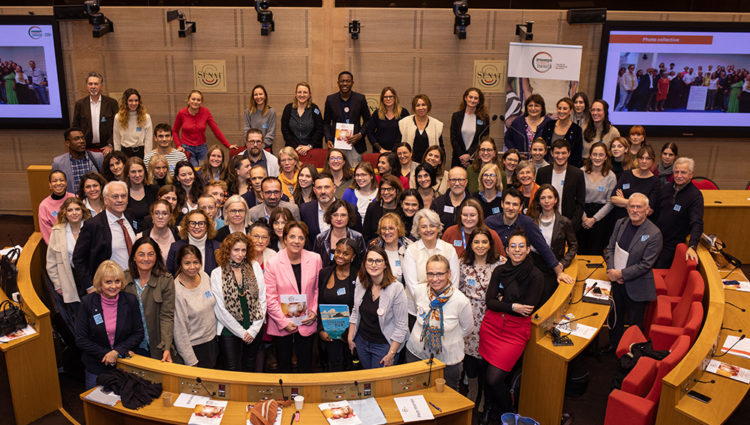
xmin=701 ymin=190 xmax=750 ymax=263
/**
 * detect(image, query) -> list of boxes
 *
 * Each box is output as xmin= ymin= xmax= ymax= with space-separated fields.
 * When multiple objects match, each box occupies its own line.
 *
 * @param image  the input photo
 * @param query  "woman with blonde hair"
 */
xmin=342 ymin=161 xmax=378 ymax=223
xmin=466 ymin=137 xmax=501 ymax=193
xmin=366 ymin=86 xmax=410 ymax=153
xmin=608 ymin=137 xmax=633 ymax=179
xmin=280 ymin=82 xmax=324 ymax=155
xmin=243 ymin=84 xmax=277 ymax=148
xmin=278 ymin=146 xmax=301 ymax=200
xmin=147 ymin=153 xmax=173 ymax=187
xmin=473 ymin=163 xmax=503 ymax=219
xmin=215 ymin=194 xmax=253 ymax=242
xmin=46 ymin=197 xmax=91 ymax=308
xmin=113 ymin=88 xmax=153 ymax=159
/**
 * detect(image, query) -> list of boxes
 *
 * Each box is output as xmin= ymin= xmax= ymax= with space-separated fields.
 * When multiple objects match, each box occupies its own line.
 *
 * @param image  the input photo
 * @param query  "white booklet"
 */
xmin=188 ymin=400 xmax=228 ymax=425
xmin=318 ymin=400 xmax=362 ymax=425
xmin=173 ymin=393 xmax=210 ymax=408
xmin=84 ymin=386 xmax=121 ymax=406
xmin=723 ymin=280 xmax=750 ymax=292
xmin=705 ymin=359 xmax=750 ymax=383
xmin=334 ymin=122 xmax=355 ymax=150
xmin=280 ymin=294 xmax=308 ymax=325
xmin=394 ymin=395 xmax=435 ymax=422
xmin=719 ymin=335 xmax=750 ymax=360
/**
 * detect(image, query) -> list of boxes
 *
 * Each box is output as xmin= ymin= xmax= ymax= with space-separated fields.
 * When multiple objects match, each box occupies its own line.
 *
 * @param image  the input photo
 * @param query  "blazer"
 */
xmin=312 ymin=227 xmax=367 ymax=267
xmin=605 ymin=217 xmax=663 ymax=302
xmin=546 ymin=212 xmax=578 ymax=269
xmin=122 ymin=271 xmax=175 ymax=360
xmin=535 ymin=164 xmax=585 ymax=231
xmin=300 ymin=201 xmax=363 ymax=246
xmin=399 ymin=115 xmax=444 ymax=149
xmin=504 ymin=115 xmax=551 ymax=155
xmin=52 ymin=151 xmax=103 ymax=194
xmin=74 ymin=291 xmax=144 ymax=375
xmin=264 ymin=249 xmax=322 ymax=337
xmin=280 ymin=103 xmax=324 ymax=149
xmin=46 ymin=223 xmax=80 ymax=304
xmin=72 ymin=95 xmax=119 ymax=149
xmin=323 ymin=92 xmax=371 ymax=153
xmin=449 ymin=111 xmax=490 ymax=167
xmin=248 ymin=200 xmax=300 ymax=223
xmin=537 ymin=120 xmax=584 ymax=167
xmin=165 ymin=239 xmax=221 ymax=276
xmin=350 ymin=279 xmax=410 ymax=350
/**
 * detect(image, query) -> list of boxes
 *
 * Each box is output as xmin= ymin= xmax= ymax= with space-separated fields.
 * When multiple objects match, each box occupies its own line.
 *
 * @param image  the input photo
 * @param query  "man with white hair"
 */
xmin=73 ymin=181 xmax=135 ymax=295
xmin=653 ymin=157 xmax=703 ymax=268
xmin=605 ymin=192 xmax=663 ymax=346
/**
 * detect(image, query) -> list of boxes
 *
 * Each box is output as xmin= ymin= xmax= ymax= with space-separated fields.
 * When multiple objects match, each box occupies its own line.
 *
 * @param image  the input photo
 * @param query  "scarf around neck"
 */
xmin=222 ymin=259 xmax=263 ymax=324
xmin=420 ymin=284 xmax=454 ymax=355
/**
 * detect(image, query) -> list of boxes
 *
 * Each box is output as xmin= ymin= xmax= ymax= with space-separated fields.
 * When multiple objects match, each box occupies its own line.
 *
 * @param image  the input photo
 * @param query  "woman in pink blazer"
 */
xmin=264 ymin=221 xmax=323 ymax=372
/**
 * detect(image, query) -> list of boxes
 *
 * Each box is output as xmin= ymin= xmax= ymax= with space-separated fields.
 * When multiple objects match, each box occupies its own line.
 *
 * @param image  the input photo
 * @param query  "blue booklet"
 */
xmin=319 ymin=304 xmax=350 ymax=340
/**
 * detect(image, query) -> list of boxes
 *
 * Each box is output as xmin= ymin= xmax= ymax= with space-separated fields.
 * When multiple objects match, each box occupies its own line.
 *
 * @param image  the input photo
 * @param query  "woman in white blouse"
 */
xmin=46 ymin=197 xmax=91 ymax=310
xmin=113 ymin=88 xmax=153 ymax=159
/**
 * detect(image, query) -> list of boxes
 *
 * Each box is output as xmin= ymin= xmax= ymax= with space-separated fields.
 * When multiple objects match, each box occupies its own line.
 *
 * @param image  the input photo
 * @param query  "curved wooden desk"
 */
xmin=0 ymin=233 xmax=62 ymax=425
xmin=518 ymin=256 xmax=611 ymax=425
xmin=655 ymin=244 xmax=748 ymax=425
xmin=82 ymin=356 xmax=474 ymax=425
xmin=701 ymin=190 xmax=750 ymax=263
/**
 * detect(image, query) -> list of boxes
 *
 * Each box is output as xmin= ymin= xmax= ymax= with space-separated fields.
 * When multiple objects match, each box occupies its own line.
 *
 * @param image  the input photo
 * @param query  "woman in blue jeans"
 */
xmin=348 ymin=246 xmax=409 ymax=369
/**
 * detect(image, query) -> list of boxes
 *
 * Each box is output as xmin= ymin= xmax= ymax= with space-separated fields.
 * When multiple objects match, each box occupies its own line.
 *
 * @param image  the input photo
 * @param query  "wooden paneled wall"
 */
xmin=1 ymin=5 xmax=748 ymax=214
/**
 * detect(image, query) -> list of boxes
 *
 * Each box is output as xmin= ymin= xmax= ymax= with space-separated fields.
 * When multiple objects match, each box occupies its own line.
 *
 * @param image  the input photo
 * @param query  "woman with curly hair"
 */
xmin=102 ymin=150 xmax=128 ymax=182
xmin=165 ymin=209 xmax=219 ymax=276
xmin=113 ymin=88 xmax=153 ymax=159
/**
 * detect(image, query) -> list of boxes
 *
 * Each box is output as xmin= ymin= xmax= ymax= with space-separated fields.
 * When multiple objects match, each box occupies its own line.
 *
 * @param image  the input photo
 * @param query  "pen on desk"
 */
xmin=289 ymin=411 xmax=296 ymax=425
xmin=428 ymin=401 xmax=442 ymax=412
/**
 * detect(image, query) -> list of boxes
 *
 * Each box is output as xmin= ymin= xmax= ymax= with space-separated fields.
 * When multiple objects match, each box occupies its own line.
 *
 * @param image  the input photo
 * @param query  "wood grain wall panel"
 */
xmin=0 ymin=6 xmax=748 ymax=214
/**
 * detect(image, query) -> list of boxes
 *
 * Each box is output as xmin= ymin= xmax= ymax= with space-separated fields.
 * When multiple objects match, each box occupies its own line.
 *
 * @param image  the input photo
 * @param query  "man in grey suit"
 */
xmin=248 ymin=177 xmax=300 ymax=223
xmin=52 ymin=127 xmax=103 ymax=194
xmin=605 ymin=192 xmax=662 ymax=346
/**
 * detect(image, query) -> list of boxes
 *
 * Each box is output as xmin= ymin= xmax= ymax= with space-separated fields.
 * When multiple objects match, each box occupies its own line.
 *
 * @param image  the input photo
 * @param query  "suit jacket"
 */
xmin=449 ymin=111 xmax=490 ymax=167
xmin=248 ymin=200 xmax=300 ymax=223
xmin=74 ymin=291 xmax=144 ymax=374
xmin=605 ymin=217 xmax=662 ymax=302
xmin=72 ymin=211 xmax=116 ymax=296
xmin=46 ymin=223 xmax=80 ymax=303
xmin=166 ymin=239 xmax=220 ymax=277
xmin=323 ymin=92 xmax=371 ymax=153
xmin=537 ymin=120 xmax=584 ymax=167
xmin=300 ymin=201 xmax=362 ymax=246
xmin=72 ymin=95 xmax=119 ymax=149
xmin=52 ymin=151 xmax=104 ymax=194
xmin=547 ymin=212 xmax=578 ymax=269
xmin=504 ymin=115 xmax=551 ymax=154
xmin=535 ymin=164 xmax=585 ymax=231
xmin=264 ymin=249 xmax=322 ymax=337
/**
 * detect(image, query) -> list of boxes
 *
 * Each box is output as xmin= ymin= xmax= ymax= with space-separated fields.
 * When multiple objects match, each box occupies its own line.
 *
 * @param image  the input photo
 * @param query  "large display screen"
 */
xmin=596 ymin=21 xmax=750 ymax=137
xmin=0 ymin=16 xmax=69 ymax=129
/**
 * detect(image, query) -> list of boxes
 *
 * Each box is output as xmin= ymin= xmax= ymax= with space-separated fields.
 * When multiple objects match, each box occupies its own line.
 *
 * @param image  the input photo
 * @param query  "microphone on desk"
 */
xmin=693 ymin=378 xmax=716 ymax=384
xmin=721 ymin=326 xmax=743 ymax=333
xmin=570 ymin=282 xmax=598 ymax=305
xmin=713 ymin=334 xmax=746 ymax=358
xmin=725 ymin=301 xmax=746 ymax=312
xmin=553 ymin=312 xmax=599 ymax=327
xmin=278 ymin=378 xmax=288 ymax=401
xmin=424 ymin=353 xmax=435 ymax=388
xmin=195 ymin=377 xmax=215 ymax=397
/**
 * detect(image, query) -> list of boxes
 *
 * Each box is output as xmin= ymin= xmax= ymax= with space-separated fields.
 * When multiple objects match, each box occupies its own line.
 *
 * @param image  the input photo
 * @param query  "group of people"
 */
xmin=40 ymin=69 xmax=706 ymax=423
xmin=0 ymin=58 xmax=48 ymax=105
xmin=616 ymin=62 xmax=750 ymax=112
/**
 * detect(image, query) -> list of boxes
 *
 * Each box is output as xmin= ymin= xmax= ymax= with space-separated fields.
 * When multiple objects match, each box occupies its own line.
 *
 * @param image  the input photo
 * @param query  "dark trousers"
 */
xmin=274 ymin=333 xmax=314 ymax=373
xmin=577 ymin=203 xmax=611 ymax=256
xmin=609 ymin=282 xmax=648 ymax=347
xmin=193 ymin=337 xmax=219 ymax=369
xmin=219 ymin=333 xmax=263 ymax=372
xmin=121 ymin=145 xmax=145 ymax=159
xmin=320 ymin=338 xmax=351 ymax=372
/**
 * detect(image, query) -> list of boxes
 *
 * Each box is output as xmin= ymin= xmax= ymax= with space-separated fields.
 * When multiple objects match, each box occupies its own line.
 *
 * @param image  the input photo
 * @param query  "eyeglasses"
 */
xmin=188 ymin=221 xmax=207 ymax=228
xmin=483 ymin=173 xmax=497 ymax=178
xmin=381 ymin=187 xmax=396 ymax=193
xmin=247 ymin=139 xmax=263 ymax=145
xmin=366 ymin=258 xmax=384 ymax=266
xmin=263 ymin=190 xmax=282 ymax=196
xmin=449 ymin=178 xmax=467 ymax=184
xmin=228 ymin=209 xmax=244 ymax=215
xmin=479 ymin=148 xmax=495 ymax=153
xmin=329 ymin=157 xmax=344 ymax=162
xmin=426 ymin=272 xmax=447 ymax=279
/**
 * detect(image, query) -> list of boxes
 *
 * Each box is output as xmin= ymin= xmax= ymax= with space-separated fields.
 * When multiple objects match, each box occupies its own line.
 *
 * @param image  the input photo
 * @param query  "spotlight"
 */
xmin=167 ymin=10 xmax=196 ymax=38
xmin=84 ymin=0 xmax=113 ymax=38
xmin=453 ymin=1 xmax=471 ymax=40
xmin=255 ymin=0 xmax=275 ymax=36
xmin=515 ymin=21 xmax=534 ymax=41
xmin=348 ymin=20 xmax=360 ymax=40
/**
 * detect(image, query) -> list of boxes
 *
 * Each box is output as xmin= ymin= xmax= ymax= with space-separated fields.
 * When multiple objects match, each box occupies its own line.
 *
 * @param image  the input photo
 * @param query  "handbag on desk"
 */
xmin=701 ymin=233 xmax=742 ymax=269
xmin=0 ymin=299 xmax=27 ymax=337
xmin=0 ymin=247 xmax=20 ymax=296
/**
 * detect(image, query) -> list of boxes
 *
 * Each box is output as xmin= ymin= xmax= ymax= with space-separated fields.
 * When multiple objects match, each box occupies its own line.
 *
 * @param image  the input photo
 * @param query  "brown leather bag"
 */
xmin=248 ymin=399 xmax=279 ymax=425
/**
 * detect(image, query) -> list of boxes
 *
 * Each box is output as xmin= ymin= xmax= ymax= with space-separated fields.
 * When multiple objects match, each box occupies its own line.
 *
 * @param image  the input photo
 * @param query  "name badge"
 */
xmin=204 ymin=291 xmax=213 ymax=299
xmin=444 ymin=206 xmax=454 ymax=213
xmin=51 ymin=210 xmax=58 ymax=217
xmin=492 ymin=207 xmax=500 ymax=214
xmin=598 ymin=186 xmax=605 ymax=192
xmin=101 ymin=117 xmax=107 ymax=122
xmin=641 ymin=234 xmax=650 ymax=242
xmin=93 ymin=313 xmax=103 ymax=325
xmin=344 ymin=107 xmax=350 ymax=113
xmin=337 ymin=287 xmax=346 ymax=296
xmin=454 ymin=240 xmax=462 ymax=247
xmin=377 ymin=308 xmax=385 ymax=316
xmin=417 ymin=306 xmax=426 ymax=318
xmin=136 ymin=127 xmax=142 ymax=132
xmin=314 ymin=108 xmax=320 ymax=115
xmin=262 ymin=123 xmax=268 ymax=129
xmin=467 ymin=278 xmax=477 ymax=287
xmin=560 ymin=180 xmax=565 ymax=186
xmin=395 ymin=259 xmax=401 ymax=267
xmin=673 ymin=204 xmax=682 ymax=212
xmin=331 ymin=252 xmax=335 ymax=260
xmin=477 ymin=119 xmax=484 ymax=125
xmin=623 ymin=183 xmax=631 ymax=190
xmin=497 ymin=281 xmax=504 ymax=289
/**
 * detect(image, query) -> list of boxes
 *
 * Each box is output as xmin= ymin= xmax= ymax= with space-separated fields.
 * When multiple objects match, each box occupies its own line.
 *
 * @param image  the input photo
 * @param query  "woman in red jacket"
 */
xmin=173 ymin=90 xmax=237 ymax=167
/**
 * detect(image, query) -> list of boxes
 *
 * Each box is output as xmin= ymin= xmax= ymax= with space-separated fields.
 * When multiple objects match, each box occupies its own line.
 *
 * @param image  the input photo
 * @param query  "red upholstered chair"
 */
xmin=653 ymin=243 xmax=697 ymax=298
xmin=183 ymin=150 xmax=191 ymax=162
xmin=298 ymin=148 xmax=328 ymax=169
xmin=616 ymin=300 xmax=703 ymax=355
xmin=361 ymin=153 xmax=380 ymax=169
xmin=605 ymin=336 xmax=690 ymax=425
xmin=691 ymin=177 xmax=719 ymax=190
xmin=654 ymin=271 xmax=704 ymax=324
xmin=229 ymin=146 xmax=246 ymax=158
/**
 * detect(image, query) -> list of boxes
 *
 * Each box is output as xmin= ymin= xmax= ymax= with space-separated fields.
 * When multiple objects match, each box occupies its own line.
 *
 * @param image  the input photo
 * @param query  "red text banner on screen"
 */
xmin=609 ymin=35 xmax=713 ymax=44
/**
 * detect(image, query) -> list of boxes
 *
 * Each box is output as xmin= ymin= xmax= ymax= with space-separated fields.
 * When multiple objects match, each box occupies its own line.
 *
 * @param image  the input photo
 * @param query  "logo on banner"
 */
xmin=193 ymin=60 xmax=227 ymax=92
xmin=532 ymin=51 xmax=553 ymax=73
xmin=28 ymin=26 xmax=43 ymax=39
xmin=365 ymin=93 xmax=380 ymax=115
xmin=473 ymin=60 xmax=507 ymax=92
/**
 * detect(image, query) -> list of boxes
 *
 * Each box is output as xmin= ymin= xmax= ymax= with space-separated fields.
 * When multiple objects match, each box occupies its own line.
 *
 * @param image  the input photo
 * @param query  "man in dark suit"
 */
xmin=73 ymin=181 xmax=136 ymax=296
xmin=535 ymin=139 xmax=585 ymax=231
xmin=430 ymin=167 xmax=470 ymax=229
xmin=51 ymin=127 xmax=103 ymax=194
xmin=71 ymin=72 xmax=119 ymax=153
xmin=299 ymin=172 xmax=361 ymax=247
xmin=323 ymin=71 xmax=371 ymax=165
xmin=605 ymin=193 xmax=663 ymax=346
xmin=248 ymin=177 xmax=300 ymax=223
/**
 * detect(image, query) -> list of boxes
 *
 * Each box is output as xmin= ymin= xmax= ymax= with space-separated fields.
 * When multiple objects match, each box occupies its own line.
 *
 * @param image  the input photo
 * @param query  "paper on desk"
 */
xmin=705 ymin=359 xmax=750 ymax=384
xmin=0 ymin=324 xmax=37 ymax=343
xmin=556 ymin=323 xmax=597 ymax=340
xmin=189 ymin=400 xmax=228 ymax=425
xmin=84 ymin=386 xmax=121 ymax=406
xmin=173 ymin=393 xmax=210 ymax=408
xmin=720 ymin=335 xmax=750 ymax=360
xmin=394 ymin=395 xmax=434 ymax=422
xmin=723 ymin=280 xmax=750 ymax=292
xmin=350 ymin=398 xmax=387 ymax=425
